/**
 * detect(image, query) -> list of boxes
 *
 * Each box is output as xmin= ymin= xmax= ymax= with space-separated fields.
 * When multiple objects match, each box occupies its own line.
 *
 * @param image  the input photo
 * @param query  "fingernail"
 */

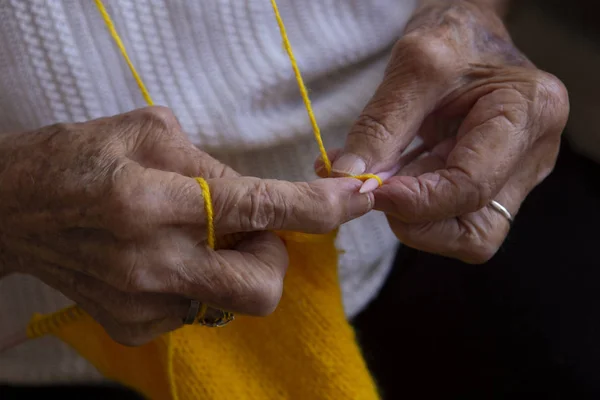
xmin=349 ymin=192 xmax=373 ymax=218
xmin=332 ymin=154 xmax=366 ymax=177
xmin=359 ymin=178 xmax=381 ymax=194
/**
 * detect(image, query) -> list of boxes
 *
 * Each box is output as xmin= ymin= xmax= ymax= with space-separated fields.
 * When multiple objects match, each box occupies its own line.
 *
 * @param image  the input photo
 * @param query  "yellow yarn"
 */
xmin=269 ymin=0 xmax=382 ymax=186
xmin=94 ymin=0 xmax=154 ymax=106
xmin=29 ymin=232 xmax=378 ymax=399
xmin=269 ymin=0 xmax=330 ymax=175
xmin=194 ymin=177 xmax=215 ymax=250
xmin=25 ymin=1 xmax=382 ymax=399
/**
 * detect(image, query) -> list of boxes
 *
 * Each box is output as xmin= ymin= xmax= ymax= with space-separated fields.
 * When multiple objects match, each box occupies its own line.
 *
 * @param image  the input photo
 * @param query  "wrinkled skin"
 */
xmin=0 ymin=106 xmax=373 ymax=345
xmin=317 ymin=0 xmax=569 ymax=263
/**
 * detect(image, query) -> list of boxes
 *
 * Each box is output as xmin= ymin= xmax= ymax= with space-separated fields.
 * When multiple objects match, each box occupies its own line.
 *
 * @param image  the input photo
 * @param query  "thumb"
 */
xmin=209 ymin=177 xmax=374 ymax=235
xmin=332 ymin=48 xmax=440 ymax=177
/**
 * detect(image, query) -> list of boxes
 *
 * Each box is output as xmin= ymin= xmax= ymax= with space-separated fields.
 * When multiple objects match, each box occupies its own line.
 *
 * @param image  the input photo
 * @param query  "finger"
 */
xmin=208 ymin=177 xmax=374 ymax=235
xmin=114 ymin=169 xmax=372 ymax=235
xmin=378 ymin=145 xmax=510 ymax=262
xmin=374 ymin=137 xmax=454 ymax=213
xmin=96 ymin=316 xmax=183 ymax=347
xmin=175 ymin=231 xmax=289 ymax=316
xmin=385 ymin=199 xmax=511 ymax=264
xmin=315 ymin=137 xmax=428 ymax=183
xmin=375 ymin=89 xmax=535 ymax=223
xmin=30 ymin=263 xmax=186 ymax=345
xmin=383 ymin=133 xmax=559 ymax=264
xmin=33 ymin=262 xmax=190 ymax=324
xmin=70 ymin=230 xmax=288 ymax=317
xmin=386 ymin=158 xmax=522 ymax=264
xmin=331 ymin=38 xmax=449 ymax=177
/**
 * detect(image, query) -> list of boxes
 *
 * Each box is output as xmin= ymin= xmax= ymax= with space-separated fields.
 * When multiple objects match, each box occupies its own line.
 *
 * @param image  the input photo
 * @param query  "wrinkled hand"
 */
xmin=0 ymin=106 xmax=372 ymax=345
xmin=317 ymin=0 xmax=569 ymax=263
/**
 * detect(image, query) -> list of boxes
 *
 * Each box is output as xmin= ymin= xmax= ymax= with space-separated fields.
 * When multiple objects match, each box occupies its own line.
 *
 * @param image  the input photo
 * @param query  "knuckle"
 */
xmin=91 ymin=305 xmax=158 ymax=347
xmin=139 ymin=105 xmax=181 ymax=133
xmin=393 ymin=33 xmax=453 ymax=80
xmin=108 ymin=330 xmax=151 ymax=347
xmin=313 ymin=189 xmax=344 ymax=232
xmin=458 ymin=222 xmax=505 ymax=264
xmin=491 ymin=88 xmax=530 ymax=130
xmin=532 ymin=72 xmax=570 ymax=130
xmin=246 ymin=278 xmax=284 ymax=317
xmin=244 ymin=180 xmax=282 ymax=231
xmin=461 ymin=241 xmax=500 ymax=264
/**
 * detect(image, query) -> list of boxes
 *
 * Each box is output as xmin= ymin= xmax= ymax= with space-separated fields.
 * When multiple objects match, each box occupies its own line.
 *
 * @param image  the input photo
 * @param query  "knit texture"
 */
xmin=33 ymin=232 xmax=379 ymax=399
xmin=0 ymin=0 xmax=415 ymax=383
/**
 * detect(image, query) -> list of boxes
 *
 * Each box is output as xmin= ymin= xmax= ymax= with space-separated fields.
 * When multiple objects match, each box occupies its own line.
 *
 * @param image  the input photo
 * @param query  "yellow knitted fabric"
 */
xmin=24 ymin=1 xmax=381 ymax=399
xmin=30 ymin=232 xmax=378 ymax=399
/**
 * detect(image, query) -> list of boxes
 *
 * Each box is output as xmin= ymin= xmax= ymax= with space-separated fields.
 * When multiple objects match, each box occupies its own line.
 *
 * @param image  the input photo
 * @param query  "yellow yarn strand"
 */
xmin=359 ymin=173 xmax=383 ymax=186
xmin=90 ymin=7 xmax=218 ymax=396
xmin=94 ymin=1 xmax=184 ymax=398
xmin=93 ymin=0 xmax=154 ymax=106
xmin=195 ymin=177 xmax=216 ymax=250
xmin=26 ymin=306 xmax=86 ymax=339
xmin=269 ymin=0 xmax=382 ymax=187
xmin=269 ymin=0 xmax=331 ymax=176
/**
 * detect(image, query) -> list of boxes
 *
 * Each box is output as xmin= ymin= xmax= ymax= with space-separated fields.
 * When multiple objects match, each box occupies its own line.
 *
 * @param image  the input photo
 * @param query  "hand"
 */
xmin=316 ymin=0 xmax=569 ymax=263
xmin=0 ymin=106 xmax=372 ymax=345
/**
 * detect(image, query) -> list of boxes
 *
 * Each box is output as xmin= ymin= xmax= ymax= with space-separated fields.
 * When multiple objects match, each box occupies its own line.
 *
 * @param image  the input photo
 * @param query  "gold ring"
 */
xmin=194 ymin=303 xmax=234 ymax=327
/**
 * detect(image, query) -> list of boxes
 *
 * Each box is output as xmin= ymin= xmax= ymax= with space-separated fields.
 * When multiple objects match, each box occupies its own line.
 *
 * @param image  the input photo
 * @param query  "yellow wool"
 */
xmin=25 ymin=1 xmax=383 ymax=398
xmin=30 ymin=232 xmax=378 ymax=399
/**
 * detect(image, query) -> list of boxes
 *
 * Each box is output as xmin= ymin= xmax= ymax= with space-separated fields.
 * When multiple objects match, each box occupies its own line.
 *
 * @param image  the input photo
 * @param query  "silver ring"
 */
xmin=489 ymin=200 xmax=513 ymax=223
xmin=183 ymin=299 xmax=200 ymax=325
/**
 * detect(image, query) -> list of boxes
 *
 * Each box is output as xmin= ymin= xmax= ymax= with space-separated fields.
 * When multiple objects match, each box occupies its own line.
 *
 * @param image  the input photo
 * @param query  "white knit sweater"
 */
xmin=0 ymin=0 xmax=416 ymax=383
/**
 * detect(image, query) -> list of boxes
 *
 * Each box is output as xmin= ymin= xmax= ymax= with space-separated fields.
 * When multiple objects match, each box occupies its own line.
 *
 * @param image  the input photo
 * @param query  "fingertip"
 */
xmin=359 ymin=178 xmax=381 ymax=194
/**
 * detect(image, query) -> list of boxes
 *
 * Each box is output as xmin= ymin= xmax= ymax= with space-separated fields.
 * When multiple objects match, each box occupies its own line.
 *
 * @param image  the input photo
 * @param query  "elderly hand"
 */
xmin=317 ymin=0 xmax=569 ymax=263
xmin=0 ymin=106 xmax=372 ymax=345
